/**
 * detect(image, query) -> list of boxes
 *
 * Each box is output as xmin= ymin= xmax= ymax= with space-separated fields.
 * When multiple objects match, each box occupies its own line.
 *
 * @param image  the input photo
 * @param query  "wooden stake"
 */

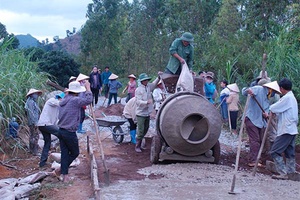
xmin=229 ymin=95 xmax=251 ymax=194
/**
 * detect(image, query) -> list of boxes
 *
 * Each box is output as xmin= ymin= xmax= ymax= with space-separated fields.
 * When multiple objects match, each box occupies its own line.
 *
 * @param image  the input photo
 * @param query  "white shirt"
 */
xmin=152 ymin=87 xmax=164 ymax=110
xmin=270 ymin=91 xmax=298 ymax=136
xmin=37 ymin=97 xmax=60 ymax=126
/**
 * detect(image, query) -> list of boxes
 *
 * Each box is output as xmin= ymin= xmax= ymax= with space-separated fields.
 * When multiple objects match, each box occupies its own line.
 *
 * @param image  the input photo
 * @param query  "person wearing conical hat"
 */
xmin=226 ymin=83 xmax=240 ymax=135
xmin=24 ymin=88 xmax=43 ymax=156
xmin=134 ymin=73 xmax=160 ymax=153
xmin=122 ymin=74 xmax=137 ymax=103
xmin=242 ymin=80 xmax=281 ymax=167
xmin=37 ymin=92 xmax=65 ymax=168
xmin=165 ymin=32 xmax=194 ymax=75
xmin=101 ymin=66 xmax=112 ymax=98
xmin=107 ymin=73 xmax=122 ymax=106
xmin=268 ymin=78 xmax=298 ymax=180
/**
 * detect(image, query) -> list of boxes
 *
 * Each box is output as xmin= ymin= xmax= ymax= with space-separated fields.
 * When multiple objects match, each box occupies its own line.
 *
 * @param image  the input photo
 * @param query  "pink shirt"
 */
xmin=127 ymin=80 xmax=136 ymax=96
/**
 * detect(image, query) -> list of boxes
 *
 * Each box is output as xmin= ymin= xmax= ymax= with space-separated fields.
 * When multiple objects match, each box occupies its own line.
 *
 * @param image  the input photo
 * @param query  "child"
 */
xmin=226 ymin=83 xmax=240 ymax=134
xmin=107 ymin=73 xmax=122 ymax=106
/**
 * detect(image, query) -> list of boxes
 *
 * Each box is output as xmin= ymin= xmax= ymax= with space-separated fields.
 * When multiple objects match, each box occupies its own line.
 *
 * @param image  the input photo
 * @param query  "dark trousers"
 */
xmin=108 ymin=93 xmax=117 ymax=106
xmin=125 ymin=93 xmax=133 ymax=103
xmin=229 ymin=111 xmax=238 ymax=129
xmin=58 ymin=128 xmax=79 ymax=175
xmin=91 ymin=88 xmax=100 ymax=105
xmin=103 ymin=84 xmax=109 ymax=98
xmin=127 ymin=118 xmax=137 ymax=131
xmin=270 ymin=134 xmax=296 ymax=159
xmin=38 ymin=125 xmax=59 ymax=167
xmin=245 ymin=117 xmax=265 ymax=162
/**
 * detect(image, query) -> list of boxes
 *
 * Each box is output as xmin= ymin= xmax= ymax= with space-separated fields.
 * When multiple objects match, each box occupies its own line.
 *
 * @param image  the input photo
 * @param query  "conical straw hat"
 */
xmin=69 ymin=76 xmax=77 ymax=82
xmin=76 ymin=73 xmax=89 ymax=82
xmin=26 ymin=88 xmax=42 ymax=97
xmin=227 ymin=83 xmax=240 ymax=92
xmin=263 ymin=81 xmax=281 ymax=94
xmin=128 ymin=74 xmax=136 ymax=79
xmin=109 ymin=73 xmax=119 ymax=80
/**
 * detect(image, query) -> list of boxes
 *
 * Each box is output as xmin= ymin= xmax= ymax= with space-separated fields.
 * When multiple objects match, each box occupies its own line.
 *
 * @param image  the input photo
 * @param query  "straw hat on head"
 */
xmin=128 ymin=74 xmax=136 ymax=79
xmin=69 ymin=76 xmax=77 ymax=82
xmin=206 ymin=71 xmax=214 ymax=79
xmin=26 ymin=88 xmax=42 ymax=97
xmin=109 ymin=73 xmax=119 ymax=80
xmin=139 ymin=73 xmax=152 ymax=82
xmin=263 ymin=81 xmax=281 ymax=94
xmin=227 ymin=83 xmax=240 ymax=93
xmin=76 ymin=73 xmax=89 ymax=82
xmin=67 ymin=81 xmax=86 ymax=93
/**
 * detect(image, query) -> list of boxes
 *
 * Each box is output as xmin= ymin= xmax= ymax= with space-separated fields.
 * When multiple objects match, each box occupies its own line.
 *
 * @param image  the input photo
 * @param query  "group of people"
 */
xmin=23 ymin=31 xmax=298 ymax=182
xmin=25 ymin=73 xmax=94 ymax=182
xmin=164 ymin=31 xmax=299 ymax=180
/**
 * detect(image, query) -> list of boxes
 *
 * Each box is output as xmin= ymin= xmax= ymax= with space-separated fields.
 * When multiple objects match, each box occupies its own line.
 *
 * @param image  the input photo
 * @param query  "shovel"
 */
xmin=229 ymin=95 xmax=251 ymax=195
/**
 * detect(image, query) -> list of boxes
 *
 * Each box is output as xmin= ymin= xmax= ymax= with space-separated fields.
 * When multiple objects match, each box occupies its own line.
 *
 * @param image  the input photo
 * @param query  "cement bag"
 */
xmin=176 ymin=63 xmax=194 ymax=92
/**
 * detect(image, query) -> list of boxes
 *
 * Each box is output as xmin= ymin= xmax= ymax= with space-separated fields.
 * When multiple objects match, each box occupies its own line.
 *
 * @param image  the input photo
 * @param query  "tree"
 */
xmin=0 ymin=22 xmax=8 ymax=40
xmin=38 ymin=51 xmax=81 ymax=87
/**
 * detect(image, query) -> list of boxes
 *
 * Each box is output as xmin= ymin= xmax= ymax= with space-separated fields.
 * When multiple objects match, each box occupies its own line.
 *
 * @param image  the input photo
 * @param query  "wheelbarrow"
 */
xmin=96 ymin=117 xmax=128 ymax=143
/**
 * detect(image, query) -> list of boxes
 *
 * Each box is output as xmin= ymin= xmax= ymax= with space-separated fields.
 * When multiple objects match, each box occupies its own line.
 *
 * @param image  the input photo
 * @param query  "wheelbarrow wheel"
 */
xmin=112 ymin=126 xmax=124 ymax=144
xmin=211 ymin=140 xmax=220 ymax=164
xmin=150 ymin=135 xmax=162 ymax=164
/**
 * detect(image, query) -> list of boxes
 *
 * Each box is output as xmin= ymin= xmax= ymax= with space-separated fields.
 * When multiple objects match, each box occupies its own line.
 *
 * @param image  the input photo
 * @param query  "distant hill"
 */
xmin=15 ymin=33 xmax=81 ymax=55
xmin=49 ymin=33 xmax=81 ymax=55
xmin=16 ymin=34 xmax=39 ymax=48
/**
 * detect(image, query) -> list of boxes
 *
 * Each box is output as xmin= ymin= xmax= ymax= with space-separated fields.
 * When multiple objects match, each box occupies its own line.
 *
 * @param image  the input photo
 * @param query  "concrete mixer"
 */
xmin=150 ymin=74 xmax=222 ymax=164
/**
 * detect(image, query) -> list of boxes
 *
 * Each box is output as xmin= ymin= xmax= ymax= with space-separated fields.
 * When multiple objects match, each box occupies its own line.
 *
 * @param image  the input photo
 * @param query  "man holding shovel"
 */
xmin=269 ymin=78 xmax=298 ymax=180
xmin=242 ymin=81 xmax=281 ymax=167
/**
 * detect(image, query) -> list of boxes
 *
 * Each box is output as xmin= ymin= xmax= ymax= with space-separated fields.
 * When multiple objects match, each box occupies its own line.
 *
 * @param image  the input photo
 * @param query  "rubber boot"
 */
xmin=273 ymin=155 xmax=287 ymax=175
xmin=286 ymin=158 xmax=296 ymax=174
xmin=130 ymin=130 xmax=136 ymax=144
xmin=77 ymin=123 xmax=86 ymax=134
xmin=135 ymin=139 xmax=142 ymax=153
xmin=141 ymin=138 xmax=146 ymax=150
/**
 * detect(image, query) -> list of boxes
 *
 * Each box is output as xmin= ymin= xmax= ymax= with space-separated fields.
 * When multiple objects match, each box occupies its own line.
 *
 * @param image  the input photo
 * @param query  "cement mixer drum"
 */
xmin=151 ymin=91 xmax=222 ymax=164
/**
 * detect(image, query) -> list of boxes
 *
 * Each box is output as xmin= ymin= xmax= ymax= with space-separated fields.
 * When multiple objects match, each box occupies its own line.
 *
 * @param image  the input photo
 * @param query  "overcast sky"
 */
xmin=0 ymin=0 xmax=93 ymax=42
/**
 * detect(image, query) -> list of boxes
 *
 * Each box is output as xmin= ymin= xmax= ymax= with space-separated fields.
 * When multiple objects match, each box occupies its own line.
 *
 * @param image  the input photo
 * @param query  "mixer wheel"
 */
xmin=150 ymin=135 xmax=162 ymax=164
xmin=211 ymin=140 xmax=220 ymax=164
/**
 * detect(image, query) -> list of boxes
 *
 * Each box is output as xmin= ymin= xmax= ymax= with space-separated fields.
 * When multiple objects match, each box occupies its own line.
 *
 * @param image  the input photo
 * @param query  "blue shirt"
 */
xmin=108 ymin=80 xmax=122 ymax=93
xmin=242 ymin=85 xmax=269 ymax=128
xmin=205 ymin=82 xmax=216 ymax=103
xmin=101 ymin=71 xmax=112 ymax=85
